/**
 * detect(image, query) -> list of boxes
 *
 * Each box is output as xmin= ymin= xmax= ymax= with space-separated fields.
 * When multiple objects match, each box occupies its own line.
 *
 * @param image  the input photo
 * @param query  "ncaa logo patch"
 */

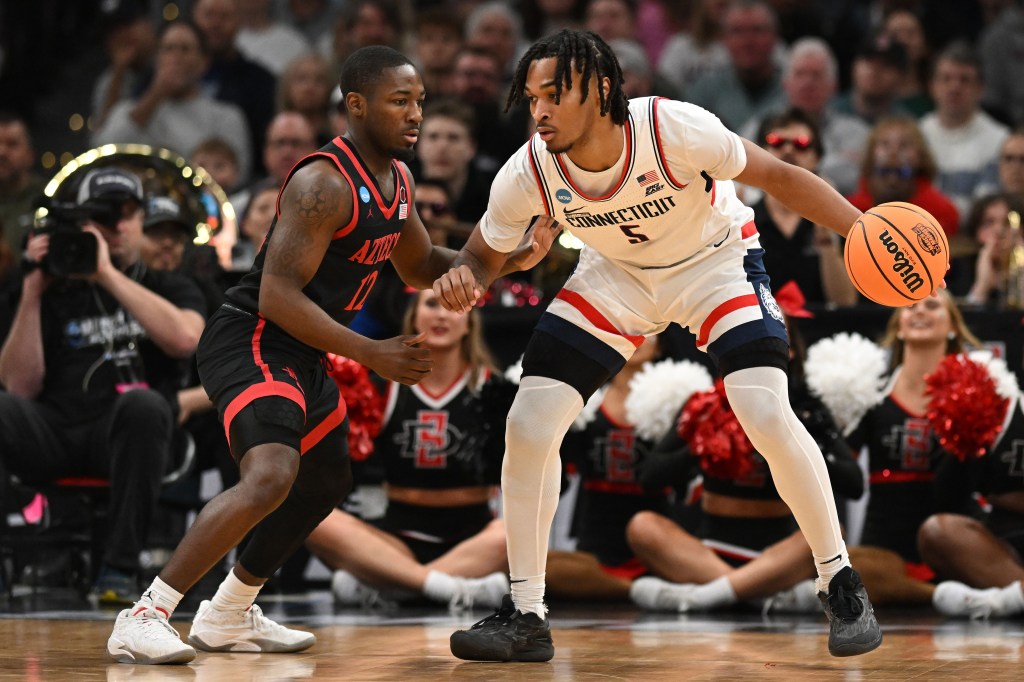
xmin=359 ymin=186 xmax=371 ymax=204
xmin=555 ymin=188 xmax=572 ymax=204
xmin=759 ymin=283 xmax=783 ymax=322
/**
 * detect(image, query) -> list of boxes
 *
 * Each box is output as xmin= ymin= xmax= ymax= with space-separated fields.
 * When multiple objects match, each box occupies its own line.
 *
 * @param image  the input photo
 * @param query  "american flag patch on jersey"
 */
xmin=399 ymin=203 xmax=408 ymax=219
xmin=636 ymin=170 xmax=658 ymax=186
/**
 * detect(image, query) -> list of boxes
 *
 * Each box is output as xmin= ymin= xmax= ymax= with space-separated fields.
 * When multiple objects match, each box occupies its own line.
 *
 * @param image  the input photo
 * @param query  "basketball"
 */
xmin=844 ymin=201 xmax=949 ymax=307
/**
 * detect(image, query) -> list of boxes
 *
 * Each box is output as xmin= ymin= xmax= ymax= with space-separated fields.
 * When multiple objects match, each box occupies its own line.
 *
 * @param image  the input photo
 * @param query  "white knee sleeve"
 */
xmin=724 ymin=367 xmax=847 ymax=563
xmin=501 ymin=376 xmax=583 ymax=581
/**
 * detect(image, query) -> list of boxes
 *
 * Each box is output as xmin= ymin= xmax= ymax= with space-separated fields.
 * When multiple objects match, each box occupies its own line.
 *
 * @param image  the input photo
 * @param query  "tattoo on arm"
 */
xmin=265 ymin=175 xmax=344 ymax=277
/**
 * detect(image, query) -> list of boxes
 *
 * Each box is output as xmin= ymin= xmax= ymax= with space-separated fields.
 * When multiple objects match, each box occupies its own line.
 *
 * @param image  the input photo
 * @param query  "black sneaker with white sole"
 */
xmin=450 ymin=594 xmax=554 ymax=662
xmin=818 ymin=566 xmax=883 ymax=657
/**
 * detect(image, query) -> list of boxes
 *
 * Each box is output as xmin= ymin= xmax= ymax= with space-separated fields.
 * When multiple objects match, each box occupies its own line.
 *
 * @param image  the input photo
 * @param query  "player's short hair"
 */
xmin=339 ymin=45 xmax=416 ymax=98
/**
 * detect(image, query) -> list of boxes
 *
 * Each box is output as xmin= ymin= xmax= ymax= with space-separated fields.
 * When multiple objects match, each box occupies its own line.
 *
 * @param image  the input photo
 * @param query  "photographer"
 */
xmin=0 ymin=168 xmax=206 ymax=603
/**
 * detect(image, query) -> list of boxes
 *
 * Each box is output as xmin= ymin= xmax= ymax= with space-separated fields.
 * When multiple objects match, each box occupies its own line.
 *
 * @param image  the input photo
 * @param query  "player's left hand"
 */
xmin=433 ymin=264 xmax=482 ymax=314
xmin=507 ymin=215 xmax=562 ymax=272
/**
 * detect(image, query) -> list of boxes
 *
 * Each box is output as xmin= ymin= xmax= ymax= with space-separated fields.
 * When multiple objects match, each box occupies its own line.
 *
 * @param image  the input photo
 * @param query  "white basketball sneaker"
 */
xmin=188 ymin=600 xmax=315 ymax=653
xmin=448 ymin=572 xmax=509 ymax=611
xmin=630 ymin=576 xmax=699 ymax=612
xmin=933 ymin=581 xmax=1023 ymax=620
xmin=107 ymin=605 xmax=197 ymax=665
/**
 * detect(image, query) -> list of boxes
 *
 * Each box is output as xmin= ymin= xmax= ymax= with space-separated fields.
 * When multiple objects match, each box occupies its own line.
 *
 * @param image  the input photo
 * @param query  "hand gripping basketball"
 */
xmin=844 ymin=201 xmax=949 ymax=306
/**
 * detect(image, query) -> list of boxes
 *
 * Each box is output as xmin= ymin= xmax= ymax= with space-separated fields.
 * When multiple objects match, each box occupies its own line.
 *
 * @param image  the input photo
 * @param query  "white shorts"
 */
xmin=535 ymin=221 xmax=788 ymax=372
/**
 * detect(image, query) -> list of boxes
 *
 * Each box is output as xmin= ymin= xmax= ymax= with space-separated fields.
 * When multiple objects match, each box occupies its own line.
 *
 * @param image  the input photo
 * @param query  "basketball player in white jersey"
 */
xmin=436 ymin=29 xmax=886 ymax=661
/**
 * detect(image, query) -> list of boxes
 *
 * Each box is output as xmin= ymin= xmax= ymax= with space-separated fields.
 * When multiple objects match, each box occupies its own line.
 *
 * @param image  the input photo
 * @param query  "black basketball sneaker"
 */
xmin=450 ymin=594 xmax=554 ymax=662
xmin=818 ymin=566 xmax=883 ymax=656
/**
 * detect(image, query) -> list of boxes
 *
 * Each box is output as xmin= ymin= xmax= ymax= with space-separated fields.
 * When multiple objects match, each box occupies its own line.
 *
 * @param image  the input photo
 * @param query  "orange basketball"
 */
xmin=844 ymin=201 xmax=949 ymax=307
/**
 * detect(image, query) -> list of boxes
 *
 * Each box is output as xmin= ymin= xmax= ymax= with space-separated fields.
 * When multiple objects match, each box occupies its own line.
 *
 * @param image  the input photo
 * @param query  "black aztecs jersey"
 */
xmin=978 ymin=396 xmax=1024 ymax=497
xmin=225 ymin=136 xmax=410 ymax=328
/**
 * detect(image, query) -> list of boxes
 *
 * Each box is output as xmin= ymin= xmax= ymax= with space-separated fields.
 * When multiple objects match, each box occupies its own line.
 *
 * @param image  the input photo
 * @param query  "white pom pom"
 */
xmin=805 ymin=332 xmax=888 ymax=434
xmin=625 ymin=359 xmax=714 ymax=441
xmin=968 ymin=350 xmax=1021 ymax=400
xmin=572 ymin=386 xmax=607 ymax=431
xmin=504 ymin=355 xmax=524 ymax=384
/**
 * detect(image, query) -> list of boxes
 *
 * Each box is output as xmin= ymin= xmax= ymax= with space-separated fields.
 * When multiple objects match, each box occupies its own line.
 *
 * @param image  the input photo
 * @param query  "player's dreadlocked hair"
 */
xmin=505 ymin=29 xmax=628 ymax=125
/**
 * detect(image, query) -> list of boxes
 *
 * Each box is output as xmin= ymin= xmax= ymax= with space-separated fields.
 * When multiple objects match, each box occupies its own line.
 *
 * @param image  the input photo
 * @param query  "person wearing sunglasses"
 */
xmin=751 ymin=109 xmax=856 ymax=307
xmin=846 ymin=115 xmax=960 ymax=238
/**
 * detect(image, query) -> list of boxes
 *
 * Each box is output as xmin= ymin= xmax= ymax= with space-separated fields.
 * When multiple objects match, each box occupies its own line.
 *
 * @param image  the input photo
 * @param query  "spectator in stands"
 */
xmin=412 ymin=9 xmax=464 ymax=98
xmin=608 ymin=39 xmax=655 ymax=99
xmin=657 ymin=0 xmax=730 ymax=97
xmin=881 ymin=8 xmax=933 ymax=118
xmin=91 ymin=20 xmax=253 ymax=184
xmin=235 ymin=0 xmax=310 ymax=76
xmin=450 ymin=45 xmax=527 ymax=167
xmin=685 ymin=0 xmax=786 ymax=132
xmin=230 ymin=179 xmax=278 ymax=272
xmin=91 ymin=0 xmax=158 ymax=129
xmin=282 ymin=0 xmax=339 ymax=47
xmin=832 ymin=35 xmax=913 ymax=127
xmin=0 ymin=112 xmax=45 ymax=255
xmin=846 ymin=291 xmax=981 ymax=606
xmin=306 ymin=289 xmax=510 ymax=610
xmin=955 ymin=193 xmax=1024 ymax=306
xmin=414 ymin=99 xmax=495 ymax=227
xmin=751 ymin=109 xmax=857 ymax=307
xmin=464 ymin=2 xmax=527 ymax=81
xmin=775 ymin=38 xmax=869 ymax=196
xmin=190 ymin=137 xmax=241 ymax=195
xmin=0 ymin=168 xmax=206 ymax=604
xmin=192 ymin=0 xmax=277 ymax=179
xmin=414 ymin=178 xmax=462 ymax=247
xmin=920 ymin=42 xmax=1009 ymax=220
xmin=520 ymin=0 xmax=587 ymax=41
xmin=230 ymin=111 xmax=317 ymax=218
xmin=997 ymin=128 xmax=1024 ymax=197
xmin=277 ymin=52 xmax=335 ymax=146
xmin=321 ymin=0 xmax=403 ymax=72
xmin=980 ymin=1 xmax=1024 ymax=125
xmin=584 ymin=0 xmax=637 ymax=45
xmin=847 ymin=116 xmax=960 ymax=237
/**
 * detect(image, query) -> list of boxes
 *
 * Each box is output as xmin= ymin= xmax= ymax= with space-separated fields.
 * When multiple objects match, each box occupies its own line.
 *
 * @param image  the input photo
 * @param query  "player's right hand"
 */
xmin=433 ymin=265 xmax=481 ymax=314
xmin=370 ymin=333 xmax=433 ymax=385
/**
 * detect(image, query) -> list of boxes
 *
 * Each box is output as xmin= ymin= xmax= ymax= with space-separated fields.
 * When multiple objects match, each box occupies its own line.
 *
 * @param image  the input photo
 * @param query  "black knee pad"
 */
xmin=718 ymin=337 xmax=790 ymax=377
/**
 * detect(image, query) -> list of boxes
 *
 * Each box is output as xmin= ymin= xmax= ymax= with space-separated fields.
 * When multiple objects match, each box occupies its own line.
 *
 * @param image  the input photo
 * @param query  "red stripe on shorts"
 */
xmin=300 ymin=387 xmax=348 ymax=454
xmin=695 ymin=294 xmax=759 ymax=347
xmin=555 ymin=290 xmax=645 ymax=348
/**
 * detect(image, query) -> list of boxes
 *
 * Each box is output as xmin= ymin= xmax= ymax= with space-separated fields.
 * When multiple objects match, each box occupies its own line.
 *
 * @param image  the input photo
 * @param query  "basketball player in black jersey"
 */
xmin=107 ymin=45 xmax=558 ymax=665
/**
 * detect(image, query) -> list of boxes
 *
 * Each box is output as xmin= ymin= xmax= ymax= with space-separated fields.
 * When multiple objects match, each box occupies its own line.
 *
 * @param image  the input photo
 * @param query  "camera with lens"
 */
xmin=30 ymin=199 xmax=124 ymax=277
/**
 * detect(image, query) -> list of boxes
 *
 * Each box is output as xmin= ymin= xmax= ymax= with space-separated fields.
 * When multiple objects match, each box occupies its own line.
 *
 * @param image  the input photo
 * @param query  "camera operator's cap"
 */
xmin=76 ymin=168 xmax=144 ymax=204
xmin=144 ymin=196 xmax=193 ymax=235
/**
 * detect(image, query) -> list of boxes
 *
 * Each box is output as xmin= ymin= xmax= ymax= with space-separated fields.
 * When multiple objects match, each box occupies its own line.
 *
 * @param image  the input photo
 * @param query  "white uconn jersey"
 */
xmin=480 ymin=97 xmax=755 ymax=268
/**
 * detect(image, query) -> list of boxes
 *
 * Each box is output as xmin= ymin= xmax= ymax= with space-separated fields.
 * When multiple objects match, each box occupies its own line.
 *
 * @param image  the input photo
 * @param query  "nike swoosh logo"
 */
xmin=712 ymin=229 xmax=730 ymax=247
xmin=564 ymin=206 xmax=585 ymax=214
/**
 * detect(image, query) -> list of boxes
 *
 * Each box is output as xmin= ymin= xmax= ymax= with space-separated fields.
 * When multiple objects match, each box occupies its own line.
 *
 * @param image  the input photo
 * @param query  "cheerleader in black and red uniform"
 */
xmin=306 ymin=289 xmax=513 ymax=610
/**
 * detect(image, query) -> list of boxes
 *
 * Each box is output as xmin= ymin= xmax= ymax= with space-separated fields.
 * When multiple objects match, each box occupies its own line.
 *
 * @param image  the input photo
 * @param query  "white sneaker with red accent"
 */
xmin=188 ymin=600 xmax=315 ymax=653
xmin=107 ymin=605 xmax=196 ymax=665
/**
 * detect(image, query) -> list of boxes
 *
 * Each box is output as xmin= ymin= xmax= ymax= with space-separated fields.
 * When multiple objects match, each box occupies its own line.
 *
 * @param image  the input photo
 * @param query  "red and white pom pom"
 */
xmin=324 ymin=354 xmax=385 ymax=461
xmin=805 ymin=332 xmax=888 ymax=435
xmin=677 ymin=380 xmax=756 ymax=480
xmin=925 ymin=353 xmax=1010 ymax=461
xmin=968 ymin=350 xmax=1020 ymax=400
xmin=626 ymin=359 xmax=714 ymax=441
xmin=504 ymin=355 xmax=524 ymax=385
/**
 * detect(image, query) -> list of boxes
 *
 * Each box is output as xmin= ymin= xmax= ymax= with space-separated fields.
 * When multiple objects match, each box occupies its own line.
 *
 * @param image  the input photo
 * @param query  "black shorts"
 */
xmin=375 ymin=499 xmax=494 ymax=564
xmin=987 ymin=506 xmax=1024 ymax=561
xmin=197 ymin=305 xmax=347 ymax=459
xmin=700 ymin=514 xmax=798 ymax=567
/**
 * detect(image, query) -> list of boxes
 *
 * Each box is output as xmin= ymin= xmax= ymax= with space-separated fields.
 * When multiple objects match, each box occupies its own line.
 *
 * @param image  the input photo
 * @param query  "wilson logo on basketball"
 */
xmin=912 ymin=223 xmax=942 ymax=256
xmin=878 ymin=229 xmax=925 ymax=293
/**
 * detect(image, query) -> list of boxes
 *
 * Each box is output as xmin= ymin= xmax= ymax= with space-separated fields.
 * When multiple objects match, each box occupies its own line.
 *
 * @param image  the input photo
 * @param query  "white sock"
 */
xmin=510 ymin=574 xmax=547 ymax=618
xmin=209 ymin=568 xmax=262 ymax=612
xmin=502 ymin=377 xmax=582 ymax=621
xmin=724 ymin=367 xmax=849 ymax=595
xmin=688 ymin=576 xmax=738 ymax=610
xmin=1000 ymin=581 xmax=1024 ymax=614
xmin=136 ymin=576 xmax=184 ymax=619
xmin=423 ymin=570 xmax=458 ymax=603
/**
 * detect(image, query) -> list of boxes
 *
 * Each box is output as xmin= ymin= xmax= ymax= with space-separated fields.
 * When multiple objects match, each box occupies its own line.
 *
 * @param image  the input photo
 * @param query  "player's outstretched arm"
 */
xmin=734 ymin=138 xmax=862 ymax=239
xmin=259 ymin=160 xmax=432 ymax=384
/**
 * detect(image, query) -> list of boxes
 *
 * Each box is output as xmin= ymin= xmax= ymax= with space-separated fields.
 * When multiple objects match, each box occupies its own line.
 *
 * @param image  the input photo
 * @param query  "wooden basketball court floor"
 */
xmin=1 ymin=591 xmax=1023 ymax=681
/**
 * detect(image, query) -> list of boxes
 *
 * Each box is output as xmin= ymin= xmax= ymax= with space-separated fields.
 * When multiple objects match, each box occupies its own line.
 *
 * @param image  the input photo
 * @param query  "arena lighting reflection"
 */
xmin=38 ymin=144 xmax=237 ymax=267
